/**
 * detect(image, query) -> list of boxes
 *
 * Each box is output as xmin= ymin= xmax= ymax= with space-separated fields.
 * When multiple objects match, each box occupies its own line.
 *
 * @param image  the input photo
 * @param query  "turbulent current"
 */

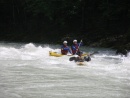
xmin=0 ymin=42 xmax=130 ymax=98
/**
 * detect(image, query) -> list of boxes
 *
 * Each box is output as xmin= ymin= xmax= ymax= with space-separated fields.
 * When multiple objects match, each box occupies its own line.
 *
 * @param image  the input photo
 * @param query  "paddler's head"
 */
xmin=73 ymin=39 xmax=77 ymax=44
xmin=63 ymin=41 xmax=67 ymax=46
xmin=78 ymin=51 xmax=83 ymax=56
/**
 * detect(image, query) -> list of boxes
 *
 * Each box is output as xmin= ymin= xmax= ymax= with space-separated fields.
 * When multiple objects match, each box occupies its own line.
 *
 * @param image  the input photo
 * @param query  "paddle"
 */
xmin=69 ymin=57 xmax=76 ymax=61
xmin=74 ymin=40 xmax=82 ymax=55
xmin=83 ymin=51 xmax=99 ymax=56
xmin=90 ymin=51 xmax=99 ymax=56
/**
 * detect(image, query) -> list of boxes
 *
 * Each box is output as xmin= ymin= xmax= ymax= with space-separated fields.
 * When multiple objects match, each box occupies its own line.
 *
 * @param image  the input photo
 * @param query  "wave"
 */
xmin=0 ymin=43 xmax=129 ymax=67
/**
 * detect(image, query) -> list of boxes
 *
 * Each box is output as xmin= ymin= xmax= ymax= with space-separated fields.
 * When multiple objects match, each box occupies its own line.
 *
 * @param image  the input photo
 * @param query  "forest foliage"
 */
xmin=0 ymin=0 xmax=130 ymax=49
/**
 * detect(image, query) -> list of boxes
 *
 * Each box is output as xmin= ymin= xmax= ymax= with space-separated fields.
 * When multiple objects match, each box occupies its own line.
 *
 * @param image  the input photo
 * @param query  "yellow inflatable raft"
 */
xmin=49 ymin=51 xmax=62 ymax=57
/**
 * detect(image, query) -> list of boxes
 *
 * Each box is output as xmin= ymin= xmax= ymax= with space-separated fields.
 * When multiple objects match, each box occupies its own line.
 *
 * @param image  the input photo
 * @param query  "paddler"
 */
xmin=69 ymin=51 xmax=91 ymax=62
xmin=71 ymin=39 xmax=83 ymax=55
xmin=75 ymin=51 xmax=85 ymax=62
xmin=61 ymin=41 xmax=72 ymax=55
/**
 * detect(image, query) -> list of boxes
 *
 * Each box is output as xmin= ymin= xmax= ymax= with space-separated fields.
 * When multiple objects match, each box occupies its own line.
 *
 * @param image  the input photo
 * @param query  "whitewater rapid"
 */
xmin=0 ymin=42 xmax=130 ymax=98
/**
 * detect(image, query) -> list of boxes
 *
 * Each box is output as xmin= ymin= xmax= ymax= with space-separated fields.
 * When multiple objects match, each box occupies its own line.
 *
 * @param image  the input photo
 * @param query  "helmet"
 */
xmin=63 ymin=41 xmax=67 ymax=44
xmin=73 ymin=39 xmax=77 ymax=43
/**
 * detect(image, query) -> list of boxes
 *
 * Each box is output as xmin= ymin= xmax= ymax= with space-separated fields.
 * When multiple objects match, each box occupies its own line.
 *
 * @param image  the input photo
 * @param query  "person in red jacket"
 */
xmin=61 ymin=41 xmax=72 ymax=55
xmin=71 ymin=39 xmax=83 ymax=55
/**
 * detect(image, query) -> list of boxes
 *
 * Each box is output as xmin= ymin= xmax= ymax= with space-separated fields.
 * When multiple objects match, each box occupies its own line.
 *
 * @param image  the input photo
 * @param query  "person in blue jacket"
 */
xmin=71 ymin=39 xmax=83 ymax=55
xmin=61 ymin=41 xmax=72 ymax=55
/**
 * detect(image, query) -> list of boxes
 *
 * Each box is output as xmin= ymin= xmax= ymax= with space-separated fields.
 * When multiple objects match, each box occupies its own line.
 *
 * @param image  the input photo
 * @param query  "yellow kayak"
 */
xmin=49 ymin=51 xmax=63 ymax=57
xmin=49 ymin=51 xmax=88 ymax=57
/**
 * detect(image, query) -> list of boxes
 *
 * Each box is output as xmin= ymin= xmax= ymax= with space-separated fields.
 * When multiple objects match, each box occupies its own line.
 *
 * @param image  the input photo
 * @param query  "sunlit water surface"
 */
xmin=0 ymin=43 xmax=130 ymax=98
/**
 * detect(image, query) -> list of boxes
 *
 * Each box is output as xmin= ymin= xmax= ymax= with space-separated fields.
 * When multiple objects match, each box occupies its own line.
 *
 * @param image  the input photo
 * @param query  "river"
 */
xmin=0 ymin=42 xmax=130 ymax=98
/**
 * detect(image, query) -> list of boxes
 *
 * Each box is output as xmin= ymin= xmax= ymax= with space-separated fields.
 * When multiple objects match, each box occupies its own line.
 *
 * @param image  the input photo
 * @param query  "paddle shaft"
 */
xmin=89 ymin=51 xmax=99 ymax=56
xmin=75 ymin=40 xmax=82 ymax=55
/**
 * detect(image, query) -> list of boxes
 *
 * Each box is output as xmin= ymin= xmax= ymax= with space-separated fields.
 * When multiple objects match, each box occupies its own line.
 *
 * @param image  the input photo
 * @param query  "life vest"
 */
xmin=61 ymin=45 xmax=68 ymax=55
xmin=72 ymin=44 xmax=79 ymax=54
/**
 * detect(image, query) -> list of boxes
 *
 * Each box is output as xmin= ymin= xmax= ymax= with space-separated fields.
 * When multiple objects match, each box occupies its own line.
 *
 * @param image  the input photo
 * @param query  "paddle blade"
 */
xmin=69 ymin=57 xmax=76 ymax=61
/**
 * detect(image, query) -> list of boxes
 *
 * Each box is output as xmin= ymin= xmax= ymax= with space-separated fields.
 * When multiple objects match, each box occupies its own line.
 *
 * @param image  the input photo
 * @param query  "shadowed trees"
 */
xmin=0 ymin=0 xmax=130 ymax=49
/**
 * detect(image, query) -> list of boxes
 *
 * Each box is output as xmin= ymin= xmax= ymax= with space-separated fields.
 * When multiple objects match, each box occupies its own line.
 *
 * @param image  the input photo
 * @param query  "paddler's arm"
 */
xmin=63 ymin=47 xmax=72 ymax=54
xmin=71 ymin=45 xmax=76 ymax=50
xmin=62 ymin=47 xmax=69 ymax=50
xmin=68 ymin=48 xmax=72 ymax=54
xmin=61 ymin=46 xmax=67 ymax=50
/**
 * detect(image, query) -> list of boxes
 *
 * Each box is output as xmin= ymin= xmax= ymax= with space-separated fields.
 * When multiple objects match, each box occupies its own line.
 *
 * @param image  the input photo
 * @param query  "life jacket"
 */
xmin=72 ymin=44 xmax=79 ymax=54
xmin=61 ymin=45 xmax=68 ymax=55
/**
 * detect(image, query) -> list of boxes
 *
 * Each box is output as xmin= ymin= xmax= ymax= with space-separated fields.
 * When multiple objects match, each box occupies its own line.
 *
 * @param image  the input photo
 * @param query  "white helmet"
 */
xmin=73 ymin=39 xmax=77 ymax=43
xmin=63 ymin=41 xmax=67 ymax=44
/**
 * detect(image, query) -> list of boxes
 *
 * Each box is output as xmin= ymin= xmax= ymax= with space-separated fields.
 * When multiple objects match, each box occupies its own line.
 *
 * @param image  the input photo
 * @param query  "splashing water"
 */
xmin=0 ymin=42 xmax=130 ymax=98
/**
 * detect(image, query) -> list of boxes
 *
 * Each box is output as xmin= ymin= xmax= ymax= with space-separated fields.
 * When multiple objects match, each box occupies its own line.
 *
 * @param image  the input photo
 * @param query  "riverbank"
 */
xmin=88 ymin=34 xmax=130 ymax=50
xmin=0 ymin=32 xmax=130 ymax=52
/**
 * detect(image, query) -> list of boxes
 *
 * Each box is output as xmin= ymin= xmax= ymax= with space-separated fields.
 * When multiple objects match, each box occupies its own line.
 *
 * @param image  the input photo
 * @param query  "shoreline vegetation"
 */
xmin=0 ymin=0 xmax=130 ymax=51
xmin=0 ymin=34 xmax=130 ymax=50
